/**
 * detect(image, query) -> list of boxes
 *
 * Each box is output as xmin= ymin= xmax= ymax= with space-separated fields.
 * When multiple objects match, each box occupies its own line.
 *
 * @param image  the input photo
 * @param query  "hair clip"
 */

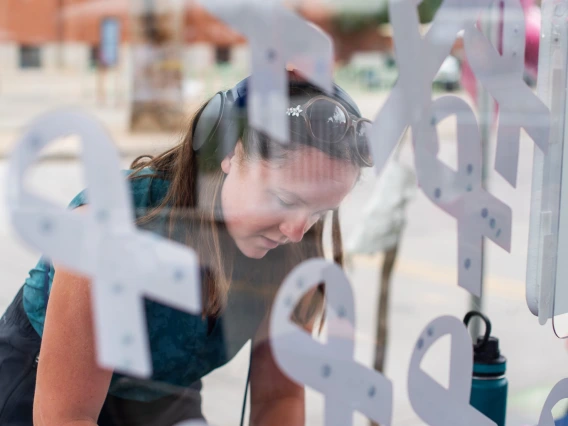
xmin=286 ymin=105 xmax=303 ymax=117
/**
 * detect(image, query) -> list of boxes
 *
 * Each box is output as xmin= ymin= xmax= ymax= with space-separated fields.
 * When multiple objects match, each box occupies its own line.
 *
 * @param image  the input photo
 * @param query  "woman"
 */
xmin=0 ymin=71 xmax=373 ymax=426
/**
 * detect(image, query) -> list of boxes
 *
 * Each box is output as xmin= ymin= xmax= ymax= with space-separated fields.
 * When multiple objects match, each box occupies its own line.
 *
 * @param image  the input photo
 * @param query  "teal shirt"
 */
xmin=22 ymin=169 xmax=269 ymax=401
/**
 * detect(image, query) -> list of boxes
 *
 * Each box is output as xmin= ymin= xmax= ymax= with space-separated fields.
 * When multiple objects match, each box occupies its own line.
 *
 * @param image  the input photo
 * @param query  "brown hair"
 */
xmin=129 ymin=82 xmax=368 ymax=320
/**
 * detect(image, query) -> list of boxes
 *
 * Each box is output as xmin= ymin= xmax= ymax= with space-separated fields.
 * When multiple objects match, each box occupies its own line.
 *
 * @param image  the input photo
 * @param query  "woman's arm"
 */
xmin=34 ymin=207 xmax=112 ymax=426
xmin=250 ymin=290 xmax=321 ymax=426
xmin=249 ymin=328 xmax=306 ymax=426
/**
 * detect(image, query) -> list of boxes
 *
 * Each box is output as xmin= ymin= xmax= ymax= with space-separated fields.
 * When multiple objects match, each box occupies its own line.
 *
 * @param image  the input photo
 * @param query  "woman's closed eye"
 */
xmin=276 ymin=196 xmax=296 ymax=209
xmin=271 ymin=191 xmax=330 ymax=220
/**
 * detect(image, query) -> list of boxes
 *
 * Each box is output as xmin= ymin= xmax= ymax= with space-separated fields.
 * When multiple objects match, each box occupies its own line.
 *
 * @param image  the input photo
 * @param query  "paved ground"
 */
xmin=1 ymin=72 xmax=567 ymax=425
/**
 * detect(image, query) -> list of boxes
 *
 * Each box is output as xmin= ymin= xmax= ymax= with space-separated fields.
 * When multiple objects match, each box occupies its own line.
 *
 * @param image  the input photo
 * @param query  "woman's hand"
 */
xmin=250 ymin=302 xmax=321 ymax=426
xmin=33 ymin=206 xmax=112 ymax=426
xmin=249 ymin=281 xmax=325 ymax=426
xmin=249 ymin=337 xmax=305 ymax=426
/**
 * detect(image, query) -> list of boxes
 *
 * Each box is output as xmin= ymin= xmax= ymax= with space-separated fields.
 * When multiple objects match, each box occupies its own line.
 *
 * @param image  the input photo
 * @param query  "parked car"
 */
xmin=434 ymin=55 xmax=461 ymax=91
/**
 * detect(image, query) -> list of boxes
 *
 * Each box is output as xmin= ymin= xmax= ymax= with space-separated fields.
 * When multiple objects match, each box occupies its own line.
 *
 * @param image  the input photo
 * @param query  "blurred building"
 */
xmin=0 ymin=0 xmax=397 ymax=74
xmin=0 ymin=0 xmax=252 ymax=73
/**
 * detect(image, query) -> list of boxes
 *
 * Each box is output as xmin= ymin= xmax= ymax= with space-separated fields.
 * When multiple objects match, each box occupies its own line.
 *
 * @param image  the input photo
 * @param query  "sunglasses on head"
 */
xmin=286 ymin=95 xmax=374 ymax=167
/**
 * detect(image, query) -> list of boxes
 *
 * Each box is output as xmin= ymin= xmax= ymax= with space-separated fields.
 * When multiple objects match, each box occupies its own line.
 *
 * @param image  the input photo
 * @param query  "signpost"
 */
xmin=100 ymin=17 xmax=120 ymax=68
xmin=97 ymin=17 xmax=121 ymax=106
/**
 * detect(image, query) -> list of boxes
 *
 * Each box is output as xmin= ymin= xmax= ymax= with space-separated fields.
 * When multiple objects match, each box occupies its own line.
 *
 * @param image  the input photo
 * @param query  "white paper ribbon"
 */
xmin=369 ymin=0 xmax=543 ymax=297
xmin=199 ymin=0 xmax=334 ymax=143
xmin=6 ymin=109 xmax=201 ymax=377
xmin=370 ymin=0 xmax=492 ymax=176
xmin=371 ymin=0 xmax=548 ymax=185
xmin=464 ymin=0 xmax=550 ymax=187
xmin=536 ymin=378 xmax=568 ymax=426
xmin=269 ymin=258 xmax=393 ymax=426
xmin=408 ymin=316 xmax=496 ymax=426
xmin=415 ymin=95 xmax=512 ymax=297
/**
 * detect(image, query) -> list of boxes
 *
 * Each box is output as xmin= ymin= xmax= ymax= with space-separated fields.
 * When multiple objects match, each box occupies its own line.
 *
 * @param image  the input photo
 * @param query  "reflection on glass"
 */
xmin=0 ymin=72 xmax=373 ymax=426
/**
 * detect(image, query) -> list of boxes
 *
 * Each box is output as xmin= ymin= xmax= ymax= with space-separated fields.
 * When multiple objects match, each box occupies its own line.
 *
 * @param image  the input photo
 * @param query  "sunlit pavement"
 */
xmin=0 ymin=82 xmax=567 ymax=425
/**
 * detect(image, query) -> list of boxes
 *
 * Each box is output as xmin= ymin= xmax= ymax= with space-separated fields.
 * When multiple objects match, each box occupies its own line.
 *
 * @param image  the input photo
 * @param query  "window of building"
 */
xmin=90 ymin=45 xmax=100 ymax=69
xmin=19 ymin=45 xmax=42 ymax=69
xmin=215 ymin=46 xmax=231 ymax=65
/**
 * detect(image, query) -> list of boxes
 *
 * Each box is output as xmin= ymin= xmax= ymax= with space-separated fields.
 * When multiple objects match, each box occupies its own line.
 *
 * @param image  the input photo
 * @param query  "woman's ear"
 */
xmin=221 ymin=153 xmax=233 ymax=174
xmin=221 ymin=141 xmax=243 ymax=174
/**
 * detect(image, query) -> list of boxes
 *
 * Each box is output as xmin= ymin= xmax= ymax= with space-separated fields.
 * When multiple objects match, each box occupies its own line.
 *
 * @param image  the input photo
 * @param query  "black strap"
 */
xmin=42 ymin=257 xmax=51 ymax=307
xmin=240 ymin=347 xmax=253 ymax=426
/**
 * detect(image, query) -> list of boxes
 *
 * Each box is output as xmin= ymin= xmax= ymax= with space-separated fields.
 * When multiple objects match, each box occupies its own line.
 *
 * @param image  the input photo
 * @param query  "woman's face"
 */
xmin=220 ymin=142 xmax=359 ymax=259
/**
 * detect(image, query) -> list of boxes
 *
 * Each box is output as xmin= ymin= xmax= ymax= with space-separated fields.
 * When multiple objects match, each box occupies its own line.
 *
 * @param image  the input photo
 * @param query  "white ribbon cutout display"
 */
xmin=366 ymin=0 xmax=549 ymax=297
xmin=414 ymin=95 xmax=512 ymax=297
xmin=371 ymin=0 xmax=549 ymax=187
xmin=408 ymin=316 xmax=496 ymax=426
xmin=536 ymin=378 xmax=568 ymax=426
xmin=6 ymin=109 xmax=201 ymax=378
xmin=269 ymin=259 xmax=393 ymax=426
xmin=463 ymin=0 xmax=550 ymax=187
xmin=199 ymin=0 xmax=334 ymax=143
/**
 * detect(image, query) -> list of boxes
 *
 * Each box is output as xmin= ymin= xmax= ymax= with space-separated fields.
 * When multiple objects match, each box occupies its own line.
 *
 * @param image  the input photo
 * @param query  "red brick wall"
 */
xmin=61 ymin=0 xmax=128 ymax=44
xmin=1 ymin=0 xmax=59 ymax=43
xmin=0 ymin=0 xmax=392 ymax=60
xmin=1 ymin=0 xmax=131 ymax=45
xmin=0 ymin=0 xmax=245 ymax=45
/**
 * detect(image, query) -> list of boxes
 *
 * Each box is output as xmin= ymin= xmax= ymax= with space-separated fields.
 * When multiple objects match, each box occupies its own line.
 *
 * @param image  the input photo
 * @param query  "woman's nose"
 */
xmin=279 ymin=213 xmax=309 ymax=243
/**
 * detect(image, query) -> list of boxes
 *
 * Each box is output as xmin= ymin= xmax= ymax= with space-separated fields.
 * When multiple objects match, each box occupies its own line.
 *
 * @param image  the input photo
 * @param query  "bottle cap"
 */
xmin=474 ymin=336 xmax=506 ymax=365
xmin=464 ymin=311 xmax=507 ymax=375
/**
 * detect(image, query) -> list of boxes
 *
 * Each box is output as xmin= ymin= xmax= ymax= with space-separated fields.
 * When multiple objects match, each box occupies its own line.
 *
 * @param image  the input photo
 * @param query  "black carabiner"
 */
xmin=463 ymin=311 xmax=492 ymax=351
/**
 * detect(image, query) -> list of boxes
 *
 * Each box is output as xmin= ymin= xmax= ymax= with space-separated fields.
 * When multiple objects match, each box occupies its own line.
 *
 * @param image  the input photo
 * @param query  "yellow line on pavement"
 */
xmin=349 ymin=254 xmax=526 ymax=301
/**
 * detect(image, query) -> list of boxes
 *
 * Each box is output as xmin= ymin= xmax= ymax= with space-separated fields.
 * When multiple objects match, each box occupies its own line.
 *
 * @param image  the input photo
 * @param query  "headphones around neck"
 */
xmin=192 ymin=73 xmax=363 ymax=168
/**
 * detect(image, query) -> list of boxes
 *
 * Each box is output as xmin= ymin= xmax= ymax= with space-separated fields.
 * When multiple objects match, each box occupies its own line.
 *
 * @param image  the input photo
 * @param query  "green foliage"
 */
xmin=334 ymin=0 xmax=443 ymax=33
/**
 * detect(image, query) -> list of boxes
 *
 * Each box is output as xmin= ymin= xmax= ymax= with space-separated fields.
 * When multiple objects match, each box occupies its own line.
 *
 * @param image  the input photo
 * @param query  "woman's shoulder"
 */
xmin=128 ymin=168 xmax=170 ymax=210
xmin=67 ymin=168 xmax=170 ymax=211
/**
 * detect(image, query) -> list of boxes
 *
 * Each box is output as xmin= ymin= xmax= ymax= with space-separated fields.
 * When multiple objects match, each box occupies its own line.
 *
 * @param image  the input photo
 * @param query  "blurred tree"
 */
xmin=129 ymin=3 xmax=186 ymax=132
xmin=333 ymin=0 xmax=443 ymax=32
xmin=299 ymin=0 xmax=443 ymax=63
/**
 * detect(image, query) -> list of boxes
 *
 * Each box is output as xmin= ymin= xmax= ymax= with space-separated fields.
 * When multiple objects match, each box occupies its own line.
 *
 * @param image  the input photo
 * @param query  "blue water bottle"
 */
xmin=464 ymin=311 xmax=508 ymax=426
